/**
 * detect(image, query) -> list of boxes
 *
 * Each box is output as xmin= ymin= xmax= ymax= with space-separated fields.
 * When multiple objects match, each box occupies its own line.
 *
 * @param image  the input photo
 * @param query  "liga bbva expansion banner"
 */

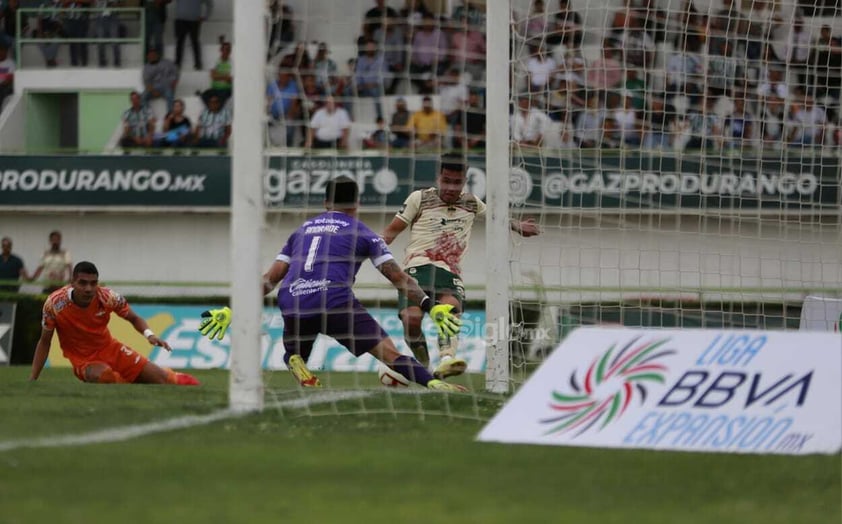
xmin=44 ymin=305 xmax=487 ymax=373
xmin=478 ymin=327 xmax=842 ymax=455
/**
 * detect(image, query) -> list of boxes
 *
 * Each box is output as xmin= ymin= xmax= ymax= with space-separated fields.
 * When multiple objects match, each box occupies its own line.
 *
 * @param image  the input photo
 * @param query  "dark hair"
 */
xmin=325 ymin=176 xmax=359 ymax=206
xmin=73 ymin=261 xmax=99 ymax=277
xmin=440 ymin=153 xmax=465 ymax=174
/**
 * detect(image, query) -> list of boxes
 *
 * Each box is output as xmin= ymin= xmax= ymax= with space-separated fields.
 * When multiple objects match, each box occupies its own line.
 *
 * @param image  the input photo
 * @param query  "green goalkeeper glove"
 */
xmin=199 ymin=306 xmax=232 ymax=340
xmin=430 ymin=303 xmax=462 ymax=338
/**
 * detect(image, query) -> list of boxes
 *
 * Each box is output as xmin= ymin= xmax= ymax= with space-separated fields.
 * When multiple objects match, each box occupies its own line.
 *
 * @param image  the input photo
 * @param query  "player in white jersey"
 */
xmin=381 ymin=154 xmax=540 ymax=379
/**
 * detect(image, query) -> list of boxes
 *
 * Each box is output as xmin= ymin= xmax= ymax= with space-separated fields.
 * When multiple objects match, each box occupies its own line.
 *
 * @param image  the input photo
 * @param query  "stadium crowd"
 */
xmin=1 ymin=0 xmax=841 ymax=153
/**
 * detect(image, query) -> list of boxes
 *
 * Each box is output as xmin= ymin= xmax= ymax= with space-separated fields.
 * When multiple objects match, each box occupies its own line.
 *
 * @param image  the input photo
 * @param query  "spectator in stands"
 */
xmin=95 ymin=0 xmax=123 ymax=67
xmin=120 ymin=91 xmax=155 ymax=148
xmin=666 ymin=33 xmax=704 ymax=105
xmin=143 ymin=0 xmax=171 ymax=54
xmin=724 ymin=95 xmax=756 ymax=150
xmin=29 ymin=230 xmax=72 ymax=294
xmin=642 ymin=93 xmax=678 ymax=150
xmin=0 ymin=0 xmax=21 ymax=56
xmin=284 ymin=42 xmax=312 ymax=73
xmin=0 ymin=236 xmax=27 ymax=293
xmin=452 ymin=88 xmax=485 ymax=151
xmin=436 ymin=66 xmax=468 ymax=125
xmin=174 ymin=0 xmax=212 ymax=70
xmin=373 ymin=17 xmax=406 ymax=94
xmin=811 ymin=25 xmax=842 ymax=103
xmin=613 ymin=10 xmax=655 ymax=70
xmin=388 ymin=96 xmax=412 ymax=148
xmin=300 ymin=74 xmax=325 ymax=121
xmin=513 ymin=94 xmax=552 ymax=148
xmin=758 ymin=94 xmax=785 ymax=147
xmin=36 ymin=1 xmax=64 ymax=68
xmin=526 ymin=42 xmax=557 ymax=95
xmin=267 ymin=0 xmax=294 ymax=60
xmin=709 ymin=0 xmax=744 ymax=46
xmin=676 ymin=94 xmax=724 ymax=151
xmin=347 ymin=39 xmax=387 ymax=120
xmin=409 ymin=13 xmax=448 ymax=95
xmin=610 ymin=91 xmax=642 ymax=147
xmin=786 ymin=92 xmax=827 ymax=147
xmin=0 ymin=43 xmax=13 ymax=111
xmin=400 ymin=0 xmax=433 ymax=29
xmin=523 ymin=0 xmax=550 ymax=42
xmin=547 ymin=0 xmax=582 ymax=49
xmin=410 ymin=95 xmax=447 ymax=149
xmin=141 ymin=47 xmax=179 ymax=112
xmin=193 ymin=94 xmax=231 ymax=148
xmin=63 ymin=1 xmax=91 ymax=67
xmin=267 ymin=63 xmax=302 ymax=146
xmin=305 ymin=96 xmax=351 ymax=150
xmin=639 ymin=0 xmax=667 ymax=44
xmin=706 ymin=39 xmax=740 ymax=98
xmin=202 ymin=38 xmax=232 ymax=107
xmin=363 ymin=116 xmax=389 ymax=149
xmin=447 ymin=15 xmax=485 ymax=86
xmin=757 ymin=66 xmax=788 ymax=101
xmin=574 ymin=91 xmax=605 ymax=149
xmin=154 ymin=98 xmax=192 ymax=147
xmin=313 ymin=42 xmax=338 ymax=95
xmin=586 ymin=40 xmax=623 ymax=92
xmin=364 ymin=0 xmax=398 ymax=36
xmin=452 ymin=0 xmax=485 ymax=30
xmin=624 ymin=68 xmax=646 ymax=110
xmin=548 ymin=75 xmax=584 ymax=124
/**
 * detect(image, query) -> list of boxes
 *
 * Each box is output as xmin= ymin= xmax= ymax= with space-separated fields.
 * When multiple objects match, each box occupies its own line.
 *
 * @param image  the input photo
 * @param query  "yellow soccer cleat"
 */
xmin=427 ymin=379 xmax=468 ymax=393
xmin=433 ymin=356 xmax=467 ymax=380
xmin=287 ymin=354 xmax=322 ymax=387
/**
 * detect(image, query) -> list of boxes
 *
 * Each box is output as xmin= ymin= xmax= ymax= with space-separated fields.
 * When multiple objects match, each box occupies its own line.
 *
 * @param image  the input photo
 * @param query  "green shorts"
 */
xmin=398 ymin=264 xmax=465 ymax=312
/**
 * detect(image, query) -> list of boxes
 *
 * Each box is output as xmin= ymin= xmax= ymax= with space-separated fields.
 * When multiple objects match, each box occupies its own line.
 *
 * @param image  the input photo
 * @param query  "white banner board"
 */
xmin=800 ymin=296 xmax=842 ymax=332
xmin=478 ymin=328 xmax=842 ymax=455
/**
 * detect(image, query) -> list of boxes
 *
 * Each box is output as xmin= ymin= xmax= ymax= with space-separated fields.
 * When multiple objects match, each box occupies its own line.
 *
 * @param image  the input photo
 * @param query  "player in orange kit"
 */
xmin=29 ymin=261 xmax=199 ymax=385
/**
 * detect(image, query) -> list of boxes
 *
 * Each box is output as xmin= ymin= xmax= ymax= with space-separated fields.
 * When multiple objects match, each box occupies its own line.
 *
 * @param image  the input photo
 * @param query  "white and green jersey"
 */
xmin=395 ymin=188 xmax=486 ymax=276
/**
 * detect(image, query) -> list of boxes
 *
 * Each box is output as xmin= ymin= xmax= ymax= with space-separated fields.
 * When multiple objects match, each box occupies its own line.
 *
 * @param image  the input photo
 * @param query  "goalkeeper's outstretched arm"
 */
xmin=377 ymin=259 xmax=461 ymax=337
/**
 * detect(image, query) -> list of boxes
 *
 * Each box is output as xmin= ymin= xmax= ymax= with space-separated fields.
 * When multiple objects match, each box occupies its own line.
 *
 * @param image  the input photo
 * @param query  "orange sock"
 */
xmin=97 ymin=368 xmax=127 ymax=384
xmin=164 ymin=368 xmax=179 ymax=384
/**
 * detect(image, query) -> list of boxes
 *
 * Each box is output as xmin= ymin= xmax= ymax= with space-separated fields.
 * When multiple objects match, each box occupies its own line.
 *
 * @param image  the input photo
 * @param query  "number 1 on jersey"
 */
xmin=304 ymin=236 xmax=322 ymax=272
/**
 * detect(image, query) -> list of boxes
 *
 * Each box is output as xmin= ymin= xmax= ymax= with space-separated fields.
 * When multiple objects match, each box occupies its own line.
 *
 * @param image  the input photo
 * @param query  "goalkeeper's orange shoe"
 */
xmin=427 ymin=379 xmax=468 ymax=393
xmin=433 ymin=357 xmax=467 ymax=379
xmin=175 ymin=373 xmax=200 ymax=386
xmin=288 ymin=354 xmax=322 ymax=388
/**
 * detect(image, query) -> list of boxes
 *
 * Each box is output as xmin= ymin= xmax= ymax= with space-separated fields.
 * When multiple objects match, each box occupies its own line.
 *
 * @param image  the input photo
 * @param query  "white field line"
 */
xmin=0 ymin=390 xmax=372 ymax=453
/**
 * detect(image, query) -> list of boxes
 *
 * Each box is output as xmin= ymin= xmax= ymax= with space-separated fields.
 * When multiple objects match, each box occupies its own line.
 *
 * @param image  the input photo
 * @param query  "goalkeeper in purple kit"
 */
xmin=198 ymin=176 xmax=466 ymax=392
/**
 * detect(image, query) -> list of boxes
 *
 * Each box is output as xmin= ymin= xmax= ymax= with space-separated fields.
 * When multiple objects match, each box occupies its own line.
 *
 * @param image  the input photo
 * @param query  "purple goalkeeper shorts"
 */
xmin=282 ymin=300 xmax=389 ymax=358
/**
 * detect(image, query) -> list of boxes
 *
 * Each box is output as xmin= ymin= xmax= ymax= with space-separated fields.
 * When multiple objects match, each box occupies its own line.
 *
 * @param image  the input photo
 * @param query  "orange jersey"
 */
xmin=42 ymin=285 xmax=131 ymax=360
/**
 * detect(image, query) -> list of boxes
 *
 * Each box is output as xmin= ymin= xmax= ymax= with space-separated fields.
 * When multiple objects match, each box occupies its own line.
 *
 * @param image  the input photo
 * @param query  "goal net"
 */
xmin=230 ymin=0 xmax=842 ymax=415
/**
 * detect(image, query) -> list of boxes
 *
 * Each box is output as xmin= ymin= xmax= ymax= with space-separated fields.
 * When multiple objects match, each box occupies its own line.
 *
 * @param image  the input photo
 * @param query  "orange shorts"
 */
xmin=70 ymin=341 xmax=150 ymax=383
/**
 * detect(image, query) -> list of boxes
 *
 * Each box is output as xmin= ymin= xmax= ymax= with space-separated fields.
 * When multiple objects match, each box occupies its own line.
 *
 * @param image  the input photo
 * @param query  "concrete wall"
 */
xmin=3 ymin=210 xmax=839 ymax=303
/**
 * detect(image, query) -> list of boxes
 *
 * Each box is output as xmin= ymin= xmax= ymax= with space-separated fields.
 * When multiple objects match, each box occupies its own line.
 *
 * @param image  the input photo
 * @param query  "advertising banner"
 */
xmin=3 ymin=153 xmax=837 ymax=211
xmin=478 ymin=327 xmax=842 ymax=455
xmin=46 ymin=305 xmax=488 ymax=373
xmin=0 ymin=155 xmax=229 ymax=207
xmin=0 ymin=302 xmax=15 ymax=365
xmin=800 ymin=296 xmax=842 ymax=332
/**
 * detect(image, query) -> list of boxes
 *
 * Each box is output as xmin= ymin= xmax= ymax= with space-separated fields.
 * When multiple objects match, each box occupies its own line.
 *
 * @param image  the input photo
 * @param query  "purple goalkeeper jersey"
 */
xmin=276 ymin=211 xmax=394 ymax=316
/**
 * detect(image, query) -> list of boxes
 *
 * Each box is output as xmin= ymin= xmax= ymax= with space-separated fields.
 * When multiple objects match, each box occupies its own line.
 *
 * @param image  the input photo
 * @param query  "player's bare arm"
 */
xmin=262 ymin=260 xmax=289 ymax=295
xmin=511 ymin=217 xmax=540 ymax=237
xmin=378 ymin=259 xmax=427 ymax=306
xmin=29 ymin=327 xmax=54 ymax=381
xmin=381 ymin=217 xmax=409 ymax=245
xmin=125 ymin=308 xmax=171 ymax=351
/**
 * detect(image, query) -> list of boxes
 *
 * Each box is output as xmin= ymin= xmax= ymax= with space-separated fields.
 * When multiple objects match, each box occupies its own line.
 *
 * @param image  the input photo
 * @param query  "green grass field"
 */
xmin=0 ymin=366 xmax=839 ymax=524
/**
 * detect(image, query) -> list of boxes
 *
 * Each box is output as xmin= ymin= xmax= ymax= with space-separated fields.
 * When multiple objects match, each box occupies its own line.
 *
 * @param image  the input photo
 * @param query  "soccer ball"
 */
xmin=378 ymin=365 xmax=410 ymax=388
